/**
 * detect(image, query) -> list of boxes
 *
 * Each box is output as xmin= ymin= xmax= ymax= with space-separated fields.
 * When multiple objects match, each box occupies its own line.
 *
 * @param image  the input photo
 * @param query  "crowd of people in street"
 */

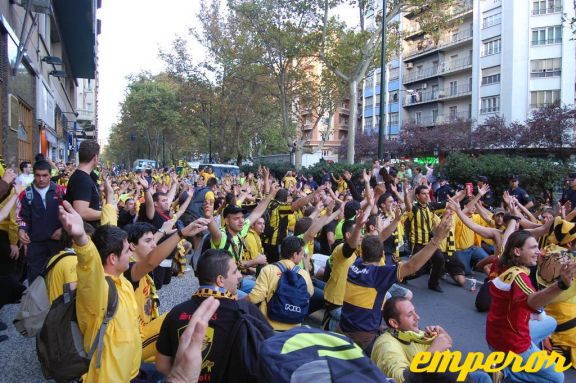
xmin=0 ymin=139 xmax=575 ymax=383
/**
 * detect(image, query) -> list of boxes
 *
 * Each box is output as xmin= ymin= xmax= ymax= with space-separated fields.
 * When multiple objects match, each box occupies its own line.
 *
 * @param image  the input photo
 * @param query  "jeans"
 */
xmin=489 ymin=343 xmax=564 ymax=383
xmin=468 ymin=371 xmax=493 ymax=383
xmin=455 ymin=246 xmax=489 ymax=274
xmin=529 ymin=314 xmax=557 ymax=347
xmin=309 ymin=279 xmax=326 ymax=314
xmin=236 ymin=277 xmax=256 ymax=299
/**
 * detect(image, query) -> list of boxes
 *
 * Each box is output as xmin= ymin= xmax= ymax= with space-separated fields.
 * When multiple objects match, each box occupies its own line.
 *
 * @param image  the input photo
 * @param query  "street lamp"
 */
xmin=377 ymin=0 xmax=388 ymax=159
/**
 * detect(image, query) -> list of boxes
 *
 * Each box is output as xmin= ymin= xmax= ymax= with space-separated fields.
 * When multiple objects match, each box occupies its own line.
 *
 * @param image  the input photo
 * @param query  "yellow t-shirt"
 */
xmin=324 ymin=243 xmax=358 ymax=306
xmin=45 ymin=250 xmax=78 ymax=304
xmin=243 ymin=229 xmax=263 ymax=261
xmin=454 ymin=213 xmax=485 ymax=250
xmin=248 ymin=259 xmax=314 ymax=331
xmin=283 ymin=176 xmax=297 ymax=189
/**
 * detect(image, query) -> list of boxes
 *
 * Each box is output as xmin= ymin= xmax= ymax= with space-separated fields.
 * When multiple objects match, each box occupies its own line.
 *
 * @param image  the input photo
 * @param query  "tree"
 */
xmin=319 ymin=0 xmax=460 ymax=163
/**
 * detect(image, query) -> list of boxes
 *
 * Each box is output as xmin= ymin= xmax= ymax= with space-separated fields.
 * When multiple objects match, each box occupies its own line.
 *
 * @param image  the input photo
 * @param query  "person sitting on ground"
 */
xmin=248 ymin=235 xmax=314 ymax=331
xmin=486 ymin=230 xmax=575 ymax=383
xmin=339 ymin=210 xmax=453 ymax=353
xmin=371 ymin=297 xmax=492 ymax=383
xmin=156 ymin=249 xmax=273 ymax=382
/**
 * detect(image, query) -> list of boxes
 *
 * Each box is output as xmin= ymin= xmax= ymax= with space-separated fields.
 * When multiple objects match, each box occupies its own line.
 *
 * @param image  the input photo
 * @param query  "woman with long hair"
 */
xmin=486 ymin=230 xmax=576 ymax=383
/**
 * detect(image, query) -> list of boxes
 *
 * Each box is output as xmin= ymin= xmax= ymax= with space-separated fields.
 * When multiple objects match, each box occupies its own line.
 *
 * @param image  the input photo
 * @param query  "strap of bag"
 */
xmin=41 ymin=251 xmax=75 ymax=278
xmin=87 ymin=276 xmax=119 ymax=368
xmin=556 ymin=317 xmax=576 ymax=333
xmin=274 ymin=261 xmax=286 ymax=273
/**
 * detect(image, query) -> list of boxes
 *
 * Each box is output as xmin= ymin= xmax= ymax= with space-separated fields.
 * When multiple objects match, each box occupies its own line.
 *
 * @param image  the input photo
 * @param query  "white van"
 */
xmin=199 ymin=164 xmax=240 ymax=180
xmin=133 ymin=159 xmax=158 ymax=172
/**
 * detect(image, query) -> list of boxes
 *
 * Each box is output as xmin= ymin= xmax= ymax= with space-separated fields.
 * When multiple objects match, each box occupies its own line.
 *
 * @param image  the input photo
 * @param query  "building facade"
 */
xmin=0 ymin=0 xmax=99 ymax=167
xmin=361 ymin=0 xmax=576 ymax=137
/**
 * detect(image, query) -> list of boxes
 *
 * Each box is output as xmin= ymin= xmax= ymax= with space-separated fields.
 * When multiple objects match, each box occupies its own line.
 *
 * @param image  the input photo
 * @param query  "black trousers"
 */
xmin=407 ymin=243 xmax=445 ymax=287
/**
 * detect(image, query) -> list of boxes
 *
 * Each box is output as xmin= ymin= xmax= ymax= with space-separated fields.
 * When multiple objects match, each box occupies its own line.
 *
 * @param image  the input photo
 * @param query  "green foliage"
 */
xmin=241 ymin=160 xmax=371 ymax=181
xmin=438 ymin=152 xmax=572 ymax=204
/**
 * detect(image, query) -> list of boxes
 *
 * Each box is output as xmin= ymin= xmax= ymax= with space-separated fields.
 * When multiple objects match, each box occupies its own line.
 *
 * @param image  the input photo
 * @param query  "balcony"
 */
xmin=408 ymin=110 xmax=471 ymax=126
xmin=404 ymin=27 xmax=473 ymax=60
xmin=531 ymin=38 xmax=562 ymax=46
xmin=532 ymin=6 xmax=562 ymax=16
xmin=404 ymin=84 xmax=472 ymax=107
xmin=405 ymin=0 xmax=472 ymax=20
xmin=403 ymin=55 xmax=472 ymax=84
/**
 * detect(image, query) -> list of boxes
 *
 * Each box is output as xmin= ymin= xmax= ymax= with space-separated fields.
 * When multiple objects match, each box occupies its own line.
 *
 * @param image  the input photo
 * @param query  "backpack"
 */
xmin=36 ymin=277 xmax=118 ymax=382
xmin=187 ymin=187 xmax=210 ymax=220
xmin=13 ymin=251 xmax=75 ymax=337
xmin=217 ymin=303 xmax=274 ymax=383
xmin=267 ymin=262 xmax=309 ymax=324
xmin=259 ymin=327 xmax=391 ymax=383
xmin=23 ymin=183 xmax=65 ymax=206
xmin=262 ymin=200 xmax=280 ymax=242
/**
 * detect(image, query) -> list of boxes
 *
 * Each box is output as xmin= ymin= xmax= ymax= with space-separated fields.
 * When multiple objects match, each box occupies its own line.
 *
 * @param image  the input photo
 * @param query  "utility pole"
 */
xmin=377 ymin=0 xmax=388 ymax=159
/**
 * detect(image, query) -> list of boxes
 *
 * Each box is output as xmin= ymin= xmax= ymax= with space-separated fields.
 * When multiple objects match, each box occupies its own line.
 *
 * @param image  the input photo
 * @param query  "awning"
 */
xmin=52 ymin=0 xmax=96 ymax=79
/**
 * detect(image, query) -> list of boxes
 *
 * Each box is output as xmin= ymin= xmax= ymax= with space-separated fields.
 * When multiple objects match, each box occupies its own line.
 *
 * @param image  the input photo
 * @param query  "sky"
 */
xmin=97 ymin=1 xmax=358 ymax=146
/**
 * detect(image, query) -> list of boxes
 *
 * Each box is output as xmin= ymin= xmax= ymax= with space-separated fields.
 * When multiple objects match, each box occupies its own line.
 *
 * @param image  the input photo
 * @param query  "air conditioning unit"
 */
xmin=438 ymin=91 xmax=446 ymax=98
xmin=421 ymin=83 xmax=428 ymax=89
xmin=406 ymin=63 xmax=414 ymax=69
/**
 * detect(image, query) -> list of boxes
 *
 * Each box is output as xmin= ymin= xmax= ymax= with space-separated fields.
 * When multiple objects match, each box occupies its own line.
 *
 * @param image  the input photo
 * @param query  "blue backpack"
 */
xmin=259 ymin=327 xmax=391 ymax=383
xmin=267 ymin=262 xmax=309 ymax=324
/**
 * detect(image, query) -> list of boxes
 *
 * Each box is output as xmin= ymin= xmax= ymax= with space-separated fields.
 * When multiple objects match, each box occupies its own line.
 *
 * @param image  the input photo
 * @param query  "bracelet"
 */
xmin=557 ymin=279 xmax=570 ymax=291
xmin=158 ymin=228 xmax=166 ymax=234
xmin=143 ymin=187 xmax=149 ymax=192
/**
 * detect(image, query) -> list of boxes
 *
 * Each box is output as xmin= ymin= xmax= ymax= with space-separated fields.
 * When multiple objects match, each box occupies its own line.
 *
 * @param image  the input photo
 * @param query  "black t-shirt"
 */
xmin=317 ymin=220 xmax=337 ymax=255
xmin=66 ymin=170 xmax=101 ymax=225
xmin=157 ymin=294 xmax=271 ymax=383
xmin=561 ymin=188 xmax=576 ymax=209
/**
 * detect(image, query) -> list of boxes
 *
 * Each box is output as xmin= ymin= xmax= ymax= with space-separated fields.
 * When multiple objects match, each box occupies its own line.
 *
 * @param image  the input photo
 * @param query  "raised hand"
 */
xmin=432 ymin=211 xmax=453 ymax=241
xmin=58 ymin=201 xmax=88 ymax=245
xmin=362 ymin=168 xmax=371 ymax=184
xmin=139 ymin=175 xmax=149 ymax=190
xmin=166 ymin=296 xmax=220 ymax=383
xmin=160 ymin=219 xmax=177 ymax=236
xmin=181 ymin=218 xmax=210 ymax=237
xmin=478 ymin=183 xmax=490 ymax=196
xmin=2 ymin=168 xmax=16 ymax=184
xmin=446 ymin=196 xmax=460 ymax=212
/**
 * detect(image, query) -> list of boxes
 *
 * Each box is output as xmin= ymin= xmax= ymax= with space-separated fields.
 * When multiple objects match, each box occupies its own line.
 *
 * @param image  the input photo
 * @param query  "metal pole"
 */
xmin=377 ymin=0 xmax=387 ymax=159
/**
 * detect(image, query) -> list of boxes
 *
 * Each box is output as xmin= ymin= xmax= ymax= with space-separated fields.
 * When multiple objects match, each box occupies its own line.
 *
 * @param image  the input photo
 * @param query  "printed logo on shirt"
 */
xmin=284 ymin=304 xmax=302 ymax=313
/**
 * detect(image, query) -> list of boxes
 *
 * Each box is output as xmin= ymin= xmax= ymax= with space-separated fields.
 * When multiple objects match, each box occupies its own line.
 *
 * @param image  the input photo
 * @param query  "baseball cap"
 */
xmin=477 ymin=175 xmax=488 ymax=183
xmin=509 ymin=175 xmax=519 ymax=181
xmin=493 ymin=208 xmax=506 ymax=216
xmin=567 ymin=172 xmax=576 ymax=180
xmin=223 ymin=205 xmax=246 ymax=217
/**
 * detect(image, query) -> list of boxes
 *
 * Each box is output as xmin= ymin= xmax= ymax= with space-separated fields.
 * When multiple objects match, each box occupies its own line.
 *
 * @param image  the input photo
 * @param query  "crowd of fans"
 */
xmin=0 ymin=139 xmax=575 ymax=383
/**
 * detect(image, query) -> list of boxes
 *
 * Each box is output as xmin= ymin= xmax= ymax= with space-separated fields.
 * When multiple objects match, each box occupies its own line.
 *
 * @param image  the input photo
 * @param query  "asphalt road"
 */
xmin=0 ymin=267 xmax=574 ymax=382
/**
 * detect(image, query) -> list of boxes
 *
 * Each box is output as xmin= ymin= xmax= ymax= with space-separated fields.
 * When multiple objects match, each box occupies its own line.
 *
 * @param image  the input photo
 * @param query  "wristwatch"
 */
xmin=158 ymin=228 xmax=166 ymax=235
xmin=557 ymin=279 xmax=570 ymax=291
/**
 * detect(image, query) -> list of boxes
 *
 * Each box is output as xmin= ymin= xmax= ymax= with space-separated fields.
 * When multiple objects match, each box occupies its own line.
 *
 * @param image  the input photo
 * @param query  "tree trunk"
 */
xmin=347 ymin=79 xmax=358 ymax=164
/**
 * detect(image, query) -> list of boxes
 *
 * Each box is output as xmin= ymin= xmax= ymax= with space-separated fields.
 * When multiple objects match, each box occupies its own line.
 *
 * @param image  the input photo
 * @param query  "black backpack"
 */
xmin=217 ymin=303 xmax=274 ymax=383
xmin=36 ymin=277 xmax=118 ymax=382
xmin=187 ymin=187 xmax=210 ymax=220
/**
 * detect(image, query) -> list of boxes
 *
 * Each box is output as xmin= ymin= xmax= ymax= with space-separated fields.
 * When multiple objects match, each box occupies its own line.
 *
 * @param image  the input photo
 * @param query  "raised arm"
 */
xmin=140 ymin=175 xmax=155 ymax=221
xmin=131 ymin=219 xmax=209 ymax=281
xmin=474 ymin=202 xmax=493 ymax=225
xmin=446 ymin=196 xmax=500 ymax=241
xmin=172 ymin=188 xmax=194 ymax=221
xmin=246 ymin=184 xmax=279 ymax=223
xmin=378 ymin=205 xmax=403 ymax=242
xmin=166 ymin=173 xmax=179 ymax=204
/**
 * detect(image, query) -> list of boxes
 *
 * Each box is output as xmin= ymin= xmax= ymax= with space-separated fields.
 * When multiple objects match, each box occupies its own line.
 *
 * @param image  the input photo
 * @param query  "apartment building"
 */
xmin=0 ymin=0 xmax=99 ymax=165
xmin=401 ymin=1 xmax=474 ymax=128
xmin=474 ymin=0 xmax=575 ymax=125
xmin=362 ymin=0 xmax=576 ymax=138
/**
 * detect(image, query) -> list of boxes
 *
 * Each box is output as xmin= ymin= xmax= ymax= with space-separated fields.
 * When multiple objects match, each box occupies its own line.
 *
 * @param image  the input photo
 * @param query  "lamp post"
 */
xmin=377 ymin=0 xmax=388 ymax=159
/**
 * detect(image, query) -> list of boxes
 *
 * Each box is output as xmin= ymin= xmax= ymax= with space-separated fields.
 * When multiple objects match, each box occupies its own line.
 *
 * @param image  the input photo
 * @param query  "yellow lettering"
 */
xmin=548 ymin=351 xmax=573 ymax=372
xmin=523 ymin=351 xmax=547 ymax=373
xmin=410 ymin=352 xmax=432 ymax=373
xmin=483 ymin=352 xmax=506 ymax=372
xmin=448 ymin=352 xmax=484 ymax=382
xmin=436 ymin=350 xmax=458 ymax=373
xmin=507 ymin=352 xmax=525 ymax=373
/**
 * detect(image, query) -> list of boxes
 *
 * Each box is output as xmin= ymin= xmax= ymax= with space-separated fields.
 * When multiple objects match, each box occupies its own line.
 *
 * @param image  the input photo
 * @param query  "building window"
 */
xmin=480 ymin=96 xmax=500 ymax=114
xmin=481 ymin=73 xmax=501 ymax=85
xmin=482 ymin=38 xmax=501 ymax=56
xmin=365 ymin=116 xmax=373 ymax=128
xmin=389 ymin=90 xmax=399 ymax=102
xmin=483 ymin=13 xmax=501 ymax=28
xmin=449 ymin=81 xmax=458 ymax=96
xmin=449 ymin=106 xmax=458 ymax=118
xmin=389 ymin=67 xmax=399 ymax=80
xmin=532 ymin=0 xmax=562 ymax=15
xmin=530 ymin=90 xmax=560 ymax=108
xmin=432 ymin=109 xmax=438 ymax=122
xmin=531 ymin=26 xmax=562 ymax=46
xmin=364 ymin=96 xmax=373 ymax=107
xmin=415 ymin=112 xmax=422 ymax=124
xmin=389 ymin=113 xmax=399 ymax=125
xmin=530 ymin=58 xmax=561 ymax=78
